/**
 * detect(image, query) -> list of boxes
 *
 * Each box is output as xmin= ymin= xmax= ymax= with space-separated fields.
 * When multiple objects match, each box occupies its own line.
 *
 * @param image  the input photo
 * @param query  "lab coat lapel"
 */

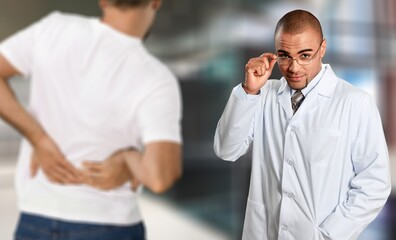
xmin=294 ymin=65 xmax=339 ymax=118
xmin=315 ymin=64 xmax=339 ymax=98
xmin=293 ymin=88 xmax=320 ymax=119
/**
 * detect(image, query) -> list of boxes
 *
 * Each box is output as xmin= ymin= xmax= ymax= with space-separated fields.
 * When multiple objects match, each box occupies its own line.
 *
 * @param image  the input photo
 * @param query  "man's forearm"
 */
xmin=0 ymin=76 xmax=83 ymax=183
xmin=0 ymin=54 xmax=82 ymax=184
xmin=0 ymin=77 xmax=48 ymax=146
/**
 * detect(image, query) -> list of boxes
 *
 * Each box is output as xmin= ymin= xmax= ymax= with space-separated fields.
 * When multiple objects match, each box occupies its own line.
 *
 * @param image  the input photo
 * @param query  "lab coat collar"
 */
xmin=276 ymin=64 xmax=337 ymax=97
xmin=315 ymin=64 xmax=338 ymax=98
xmin=276 ymin=64 xmax=339 ymax=117
xmin=277 ymin=64 xmax=338 ymax=98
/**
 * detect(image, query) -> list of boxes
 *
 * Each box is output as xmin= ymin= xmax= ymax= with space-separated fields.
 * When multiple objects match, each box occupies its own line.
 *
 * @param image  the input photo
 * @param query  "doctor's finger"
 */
xmin=269 ymin=58 xmax=277 ymax=72
xmin=260 ymin=52 xmax=277 ymax=60
xmin=248 ymin=63 xmax=266 ymax=76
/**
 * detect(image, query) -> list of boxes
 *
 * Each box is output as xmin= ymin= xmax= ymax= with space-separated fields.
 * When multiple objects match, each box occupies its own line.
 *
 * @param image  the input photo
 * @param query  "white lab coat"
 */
xmin=214 ymin=64 xmax=391 ymax=240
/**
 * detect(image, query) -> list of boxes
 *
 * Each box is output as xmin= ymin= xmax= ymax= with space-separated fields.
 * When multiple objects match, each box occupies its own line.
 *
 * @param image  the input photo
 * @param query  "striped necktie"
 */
xmin=291 ymin=90 xmax=305 ymax=114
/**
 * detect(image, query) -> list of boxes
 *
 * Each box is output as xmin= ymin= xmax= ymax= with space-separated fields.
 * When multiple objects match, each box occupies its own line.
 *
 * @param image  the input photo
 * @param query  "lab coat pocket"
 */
xmin=308 ymin=128 xmax=340 ymax=167
xmin=242 ymin=199 xmax=268 ymax=240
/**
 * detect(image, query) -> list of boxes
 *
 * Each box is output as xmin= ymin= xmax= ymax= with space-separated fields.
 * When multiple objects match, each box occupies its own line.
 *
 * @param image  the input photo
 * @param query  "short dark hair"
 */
xmin=274 ymin=9 xmax=323 ymax=41
xmin=107 ymin=0 xmax=151 ymax=8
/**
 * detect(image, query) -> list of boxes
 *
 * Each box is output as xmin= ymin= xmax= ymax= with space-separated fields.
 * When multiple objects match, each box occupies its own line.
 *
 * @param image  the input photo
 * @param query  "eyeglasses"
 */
xmin=276 ymin=39 xmax=324 ymax=66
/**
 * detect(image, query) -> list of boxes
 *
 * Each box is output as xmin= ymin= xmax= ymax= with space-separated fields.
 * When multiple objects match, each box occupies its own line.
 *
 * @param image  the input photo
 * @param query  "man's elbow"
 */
xmin=148 ymin=167 xmax=183 ymax=194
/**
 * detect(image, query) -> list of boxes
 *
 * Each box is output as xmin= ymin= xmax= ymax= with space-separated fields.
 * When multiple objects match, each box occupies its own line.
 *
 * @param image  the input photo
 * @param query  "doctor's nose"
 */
xmin=288 ymin=59 xmax=302 ymax=73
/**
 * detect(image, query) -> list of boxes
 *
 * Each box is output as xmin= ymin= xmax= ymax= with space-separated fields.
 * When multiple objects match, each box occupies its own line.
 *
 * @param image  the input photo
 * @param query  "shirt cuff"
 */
xmin=234 ymin=83 xmax=261 ymax=101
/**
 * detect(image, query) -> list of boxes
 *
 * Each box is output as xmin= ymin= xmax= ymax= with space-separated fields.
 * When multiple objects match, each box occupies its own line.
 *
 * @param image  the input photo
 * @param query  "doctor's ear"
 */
xmin=99 ymin=0 xmax=107 ymax=9
xmin=320 ymin=39 xmax=327 ymax=58
xmin=150 ymin=0 xmax=162 ymax=10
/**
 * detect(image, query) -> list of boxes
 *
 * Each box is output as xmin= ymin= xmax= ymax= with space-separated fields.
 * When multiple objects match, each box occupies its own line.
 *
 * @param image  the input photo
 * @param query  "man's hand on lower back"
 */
xmin=81 ymin=149 xmax=140 ymax=191
xmin=30 ymin=135 xmax=83 ymax=184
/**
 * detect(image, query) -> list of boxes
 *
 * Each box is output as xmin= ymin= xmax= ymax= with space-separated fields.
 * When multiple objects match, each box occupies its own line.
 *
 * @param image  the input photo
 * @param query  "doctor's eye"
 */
xmin=300 ymin=53 xmax=311 ymax=59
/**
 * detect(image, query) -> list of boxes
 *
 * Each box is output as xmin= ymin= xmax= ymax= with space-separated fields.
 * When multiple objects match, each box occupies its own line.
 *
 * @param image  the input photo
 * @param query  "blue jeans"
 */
xmin=14 ymin=213 xmax=145 ymax=240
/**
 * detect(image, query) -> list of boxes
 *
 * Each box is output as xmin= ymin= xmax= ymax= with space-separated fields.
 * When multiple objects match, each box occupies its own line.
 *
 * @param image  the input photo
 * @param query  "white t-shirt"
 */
xmin=0 ymin=11 xmax=182 ymax=225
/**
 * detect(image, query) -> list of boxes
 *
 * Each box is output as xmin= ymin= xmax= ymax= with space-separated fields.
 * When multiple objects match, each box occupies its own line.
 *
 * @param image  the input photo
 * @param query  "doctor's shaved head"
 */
xmin=106 ymin=0 xmax=151 ymax=7
xmin=274 ymin=9 xmax=323 ymax=43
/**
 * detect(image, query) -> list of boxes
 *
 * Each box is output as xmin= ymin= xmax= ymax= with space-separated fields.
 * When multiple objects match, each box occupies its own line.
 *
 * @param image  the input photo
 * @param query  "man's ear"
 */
xmin=320 ymin=39 xmax=327 ymax=59
xmin=151 ymin=0 xmax=162 ymax=10
xmin=99 ymin=0 xmax=108 ymax=10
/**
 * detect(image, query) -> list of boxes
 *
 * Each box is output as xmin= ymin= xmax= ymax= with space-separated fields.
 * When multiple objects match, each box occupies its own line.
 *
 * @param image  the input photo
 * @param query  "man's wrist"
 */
xmin=30 ymin=132 xmax=51 ymax=148
xmin=241 ymin=82 xmax=260 ymax=95
xmin=122 ymin=149 xmax=141 ymax=167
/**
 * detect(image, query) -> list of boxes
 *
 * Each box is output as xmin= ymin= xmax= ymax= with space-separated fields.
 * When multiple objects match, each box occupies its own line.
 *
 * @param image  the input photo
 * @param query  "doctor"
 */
xmin=214 ymin=9 xmax=391 ymax=240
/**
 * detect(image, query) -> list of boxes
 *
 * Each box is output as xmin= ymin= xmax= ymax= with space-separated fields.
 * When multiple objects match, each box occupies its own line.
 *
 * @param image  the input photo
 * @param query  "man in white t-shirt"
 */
xmin=0 ymin=0 xmax=182 ymax=239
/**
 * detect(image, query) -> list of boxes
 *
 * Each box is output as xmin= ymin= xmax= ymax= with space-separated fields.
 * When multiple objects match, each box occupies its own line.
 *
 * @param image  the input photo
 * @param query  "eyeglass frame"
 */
xmin=275 ymin=39 xmax=325 ymax=66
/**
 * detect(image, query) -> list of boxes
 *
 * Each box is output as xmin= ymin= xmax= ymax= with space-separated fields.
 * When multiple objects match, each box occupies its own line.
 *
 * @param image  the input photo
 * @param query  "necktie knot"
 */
xmin=291 ymin=90 xmax=304 ymax=114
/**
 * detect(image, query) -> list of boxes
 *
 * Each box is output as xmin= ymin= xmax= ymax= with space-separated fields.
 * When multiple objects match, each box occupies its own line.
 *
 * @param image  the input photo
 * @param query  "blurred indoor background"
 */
xmin=1 ymin=0 xmax=395 ymax=239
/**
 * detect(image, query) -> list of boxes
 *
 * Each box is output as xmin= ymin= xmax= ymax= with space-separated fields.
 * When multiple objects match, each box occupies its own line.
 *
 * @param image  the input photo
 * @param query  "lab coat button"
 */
xmin=281 ymin=225 xmax=288 ymax=231
xmin=287 ymin=160 xmax=294 ymax=166
xmin=287 ymin=192 xmax=293 ymax=198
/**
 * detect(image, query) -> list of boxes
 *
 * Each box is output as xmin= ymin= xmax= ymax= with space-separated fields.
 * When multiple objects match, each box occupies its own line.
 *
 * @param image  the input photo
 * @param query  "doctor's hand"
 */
xmin=30 ymin=135 xmax=83 ymax=184
xmin=243 ymin=53 xmax=277 ymax=95
xmin=82 ymin=149 xmax=140 ymax=191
